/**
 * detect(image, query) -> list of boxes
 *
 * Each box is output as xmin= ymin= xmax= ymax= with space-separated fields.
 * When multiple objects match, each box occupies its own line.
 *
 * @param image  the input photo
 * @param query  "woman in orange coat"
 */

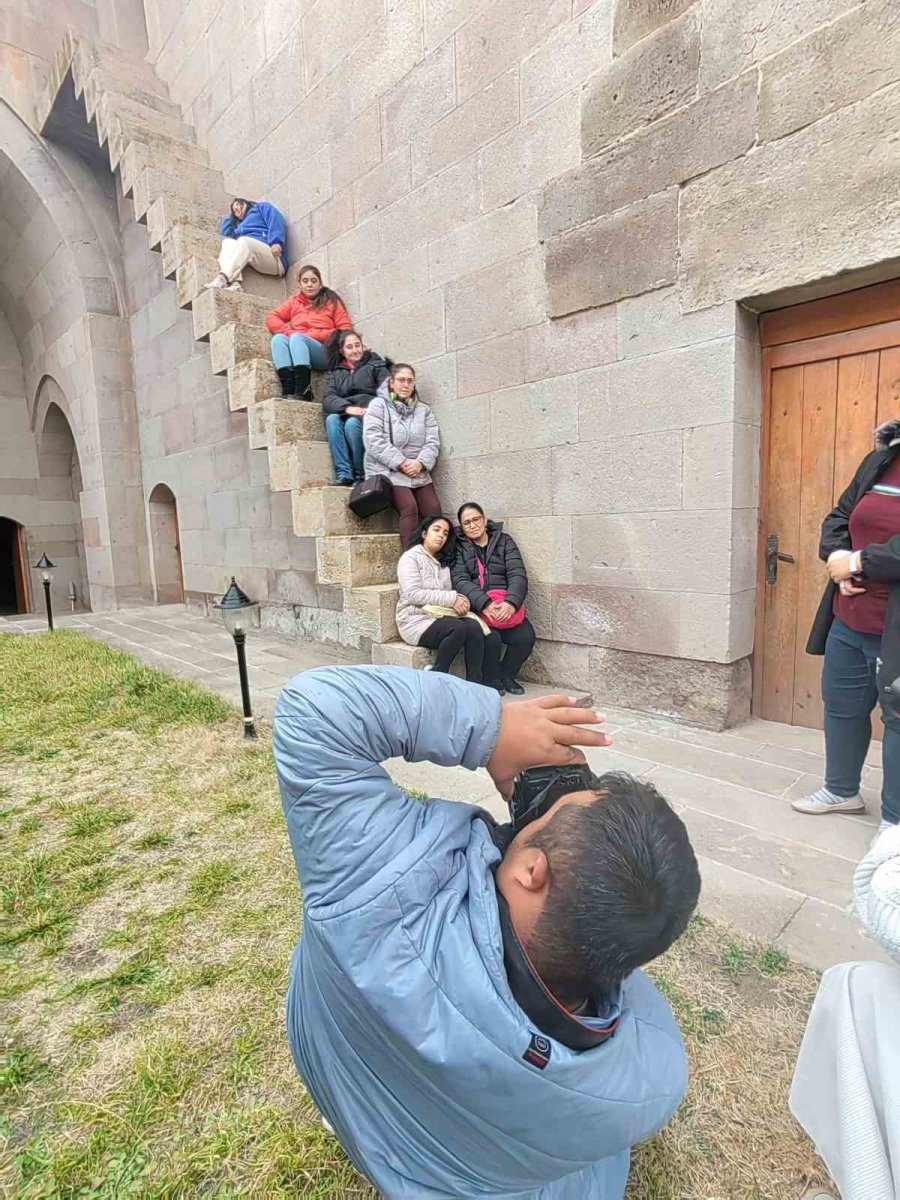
xmin=265 ymin=264 xmax=352 ymax=400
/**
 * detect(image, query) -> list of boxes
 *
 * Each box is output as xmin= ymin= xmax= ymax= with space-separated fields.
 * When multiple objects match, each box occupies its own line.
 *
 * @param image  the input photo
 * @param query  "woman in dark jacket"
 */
xmin=797 ymin=419 xmax=900 ymax=830
xmin=322 ymin=330 xmax=390 ymax=484
xmin=451 ymin=501 xmax=535 ymax=695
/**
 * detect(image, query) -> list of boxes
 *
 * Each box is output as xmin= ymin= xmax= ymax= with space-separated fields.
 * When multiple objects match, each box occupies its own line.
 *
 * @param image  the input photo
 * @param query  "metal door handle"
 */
xmin=765 ymin=533 xmax=795 ymax=585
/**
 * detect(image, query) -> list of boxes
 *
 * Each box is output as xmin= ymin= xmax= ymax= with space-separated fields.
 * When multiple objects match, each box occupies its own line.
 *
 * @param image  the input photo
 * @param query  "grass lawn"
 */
xmin=1 ymin=631 xmax=831 ymax=1199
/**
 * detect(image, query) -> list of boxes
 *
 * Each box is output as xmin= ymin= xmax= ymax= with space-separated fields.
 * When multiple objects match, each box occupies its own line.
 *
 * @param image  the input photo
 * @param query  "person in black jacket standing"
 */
xmin=796 ymin=419 xmax=900 ymax=832
xmin=451 ymin=502 xmax=535 ymax=695
xmin=322 ymin=330 xmax=390 ymax=485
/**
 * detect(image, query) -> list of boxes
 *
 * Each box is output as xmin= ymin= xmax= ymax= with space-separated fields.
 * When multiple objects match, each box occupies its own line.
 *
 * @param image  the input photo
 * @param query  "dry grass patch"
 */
xmin=1 ymin=631 xmax=830 ymax=1198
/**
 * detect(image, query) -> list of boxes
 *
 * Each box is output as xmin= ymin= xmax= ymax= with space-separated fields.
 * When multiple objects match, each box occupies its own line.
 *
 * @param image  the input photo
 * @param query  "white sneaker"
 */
xmin=226 ymin=281 xmax=243 ymax=291
xmin=204 ymin=274 xmax=227 ymax=289
xmin=792 ymin=787 xmax=866 ymax=815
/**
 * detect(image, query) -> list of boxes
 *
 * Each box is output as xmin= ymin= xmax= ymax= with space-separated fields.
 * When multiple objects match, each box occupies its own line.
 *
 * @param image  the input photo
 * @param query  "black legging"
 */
xmin=494 ymin=617 xmax=536 ymax=682
xmin=419 ymin=616 xmax=502 ymax=684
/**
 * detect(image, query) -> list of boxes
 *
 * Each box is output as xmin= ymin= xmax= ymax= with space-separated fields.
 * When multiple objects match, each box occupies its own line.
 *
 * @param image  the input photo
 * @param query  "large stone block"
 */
xmin=700 ymin=0 xmax=859 ymax=93
xmin=572 ymin=509 xmax=744 ymax=593
xmin=267 ymin=568 xmax=320 ymax=608
xmin=545 ymin=190 xmax=677 ymax=316
xmin=590 ymin=646 xmax=751 ymax=728
xmin=679 ymin=84 xmax=900 ymax=311
xmin=354 ymin=146 xmax=413 ymax=225
xmin=371 ymin=640 xmax=435 ymax=670
xmin=343 ymin=583 xmax=400 ymax=646
xmin=455 ymin=0 xmax=569 ymax=101
xmin=551 ymin=583 xmax=681 ymax=655
xmin=424 ymin=0 xmax=481 ymax=49
xmin=460 ymin=448 xmax=553 ymax=517
xmin=446 ymin=250 xmax=545 ymax=349
xmin=381 ymin=39 xmax=456 ymax=156
xmin=552 ymin=431 xmax=682 ymax=515
xmin=479 ymin=92 xmax=581 ymax=212
xmin=247 ymin=399 xmax=325 ymax=450
xmin=132 ymin=165 xmax=228 ymax=225
xmin=678 ymin=589 xmax=756 ymax=664
xmin=613 ymin=0 xmax=695 ymax=54
xmin=192 ymin=288 xmax=271 ymax=342
xmin=328 ymin=216 xmax=382 ymax=288
xmin=268 ymin=441 xmax=333 ymax=492
xmin=616 ymin=286 xmax=741 ymax=359
xmin=316 ymin=534 xmax=403 ymax=587
xmin=489 ymin=377 xmax=577 ymax=453
xmin=331 ymin=103 xmax=382 ymax=193
xmin=458 ymin=332 xmax=526 ymax=398
xmin=210 ymin=323 xmax=271 ymax=375
xmin=287 ymin=146 xmax=333 ymax=221
xmin=411 ymin=69 xmax=520 ymax=186
xmin=759 ymin=0 xmax=900 ymax=143
xmin=359 ymin=247 xmax=430 ymax=319
xmin=581 ymin=9 xmax=700 ymax=158
xmin=502 ymin=516 xmax=573 ymax=584
xmin=682 ymin=421 xmax=760 ymax=512
xmin=522 ymin=0 xmax=614 ymax=118
xmin=292 ymin=486 xmax=397 ymax=538
xmin=160 ymin=224 xmax=221 ymax=279
xmin=378 ymin=151 xmax=479 ymax=263
xmin=540 ymin=73 xmax=757 ymax=238
xmin=146 ymin=194 xmax=222 ymax=251
xmin=427 ymin=395 xmax=491 ymax=460
xmin=227 ymin=358 xmax=280 ymax=410
xmin=120 ymin=131 xmax=210 ymax=198
xmin=525 ymin=306 xmax=617 ymax=382
xmin=380 ymin=290 xmax=446 ymax=362
xmin=175 ymin=255 xmax=220 ymax=308
xmin=593 ymin=336 xmax=746 ymax=438
xmin=428 ymin=197 xmax=537 ymax=289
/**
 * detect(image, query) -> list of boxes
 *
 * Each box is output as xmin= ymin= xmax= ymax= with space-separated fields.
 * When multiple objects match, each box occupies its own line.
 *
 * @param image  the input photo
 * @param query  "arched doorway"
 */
xmin=36 ymin=401 xmax=89 ymax=611
xmin=0 ymin=517 xmax=28 ymax=614
xmin=148 ymin=484 xmax=184 ymax=605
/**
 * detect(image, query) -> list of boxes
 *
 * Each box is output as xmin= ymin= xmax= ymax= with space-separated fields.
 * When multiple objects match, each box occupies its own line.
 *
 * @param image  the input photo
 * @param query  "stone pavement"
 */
xmin=2 ymin=604 xmax=890 ymax=975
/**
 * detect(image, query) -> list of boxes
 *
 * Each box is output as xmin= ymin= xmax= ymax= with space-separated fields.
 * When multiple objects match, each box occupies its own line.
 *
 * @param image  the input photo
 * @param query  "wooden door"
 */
xmin=756 ymin=281 xmax=900 ymax=729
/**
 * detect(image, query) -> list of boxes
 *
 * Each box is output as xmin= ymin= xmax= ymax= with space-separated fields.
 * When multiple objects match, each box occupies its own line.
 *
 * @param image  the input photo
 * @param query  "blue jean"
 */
xmin=270 ymin=333 xmax=328 ymax=371
xmin=325 ymin=414 xmax=364 ymax=481
xmin=822 ymin=618 xmax=900 ymax=824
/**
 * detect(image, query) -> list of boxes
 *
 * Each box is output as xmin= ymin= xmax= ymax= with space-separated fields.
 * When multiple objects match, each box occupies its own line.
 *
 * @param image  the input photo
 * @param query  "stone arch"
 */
xmin=0 ymin=516 xmax=29 ymax=614
xmin=147 ymin=482 xmax=184 ymax=605
xmin=34 ymin=394 xmax=89 ymax=613
xmin=0 ymin=101 xmax=151 ymax=611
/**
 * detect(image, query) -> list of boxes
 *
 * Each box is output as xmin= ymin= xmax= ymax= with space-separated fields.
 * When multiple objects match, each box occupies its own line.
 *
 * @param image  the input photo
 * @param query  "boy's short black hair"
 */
xmin=524 ymin=772 xmax=700 ymax=1008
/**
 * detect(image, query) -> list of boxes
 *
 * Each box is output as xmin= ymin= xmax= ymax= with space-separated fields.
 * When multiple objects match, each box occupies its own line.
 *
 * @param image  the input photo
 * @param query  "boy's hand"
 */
xmin=487 ymin=695 xmax=610 ymax=799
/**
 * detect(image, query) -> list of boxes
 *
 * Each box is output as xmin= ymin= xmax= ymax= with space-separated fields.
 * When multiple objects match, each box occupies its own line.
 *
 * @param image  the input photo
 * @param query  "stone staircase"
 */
xmin=37 ymin=31 xmax=416 ymax=662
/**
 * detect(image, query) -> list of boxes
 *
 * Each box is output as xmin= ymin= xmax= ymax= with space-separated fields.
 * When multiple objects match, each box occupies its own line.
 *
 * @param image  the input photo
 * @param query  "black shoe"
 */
xmin=298 ymin=387 xmax=315 ymax=403
xmin=277 ymin=367 xmax=297 ymax=397
xmin=485 ymin=679 xmax=506 ymax=695
xmin=294 ymin=365 xmax=312 ymax=397
xmin=337 ymin=477 xmax=353 ymax=487
xmin=503 ymin=678 xmax=525 ymax=695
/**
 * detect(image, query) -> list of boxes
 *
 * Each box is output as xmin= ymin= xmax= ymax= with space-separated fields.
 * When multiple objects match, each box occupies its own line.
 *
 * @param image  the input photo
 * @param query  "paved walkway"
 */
xmin=2 ymin=604 xmax=890 ymax=974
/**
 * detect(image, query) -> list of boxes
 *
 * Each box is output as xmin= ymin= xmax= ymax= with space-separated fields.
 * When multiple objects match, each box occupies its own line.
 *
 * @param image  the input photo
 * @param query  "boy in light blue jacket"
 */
xmin=273 ymin=666 xmax=701 ymax=1199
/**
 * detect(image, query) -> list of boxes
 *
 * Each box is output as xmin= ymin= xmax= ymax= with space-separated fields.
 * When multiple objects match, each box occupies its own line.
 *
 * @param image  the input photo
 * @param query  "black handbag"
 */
xmin=349 ymin=473 xmax=392 ymax=518
xmin=348 ymin=402 xmax=395 ymax=519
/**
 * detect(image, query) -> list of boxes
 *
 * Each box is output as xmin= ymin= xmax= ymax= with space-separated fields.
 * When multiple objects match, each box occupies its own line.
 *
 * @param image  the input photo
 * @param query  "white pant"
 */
xmin=218 ymin=235 xmax=283 ymax=283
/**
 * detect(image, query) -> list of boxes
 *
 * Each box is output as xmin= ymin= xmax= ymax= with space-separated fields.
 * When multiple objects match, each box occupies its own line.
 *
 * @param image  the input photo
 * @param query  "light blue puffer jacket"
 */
xmin=273 ymin=666 xmax=688 ymax=1199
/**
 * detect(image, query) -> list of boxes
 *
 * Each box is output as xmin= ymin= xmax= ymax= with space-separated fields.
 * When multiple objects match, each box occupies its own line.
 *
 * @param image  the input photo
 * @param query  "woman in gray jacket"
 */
xmin=396 ymin=516 xmax=502 ymax=688
xmin=363 ymin=362 xmax=443 ymax=548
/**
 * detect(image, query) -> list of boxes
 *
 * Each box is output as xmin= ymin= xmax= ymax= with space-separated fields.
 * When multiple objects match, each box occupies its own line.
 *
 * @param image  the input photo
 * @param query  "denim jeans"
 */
xmin=822 ymin=618 xmax=900 ymax=824
xmin=270 ymin=332 xmax=328 ymax=371
xmin=325 ymin=414 xmax=364 ymax=481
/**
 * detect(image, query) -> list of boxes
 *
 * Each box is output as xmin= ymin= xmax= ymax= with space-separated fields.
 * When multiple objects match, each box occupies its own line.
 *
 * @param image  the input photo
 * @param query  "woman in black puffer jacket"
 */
xmin=322 ymin=329 xmax=390 ymax=484
xmin=451 ymin=501 xmax=535 ymax=695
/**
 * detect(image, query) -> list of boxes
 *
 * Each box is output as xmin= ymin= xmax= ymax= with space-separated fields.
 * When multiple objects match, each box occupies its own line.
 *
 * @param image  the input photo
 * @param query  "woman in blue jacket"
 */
xmin=205 ymin=197 xmax=287 ymax=292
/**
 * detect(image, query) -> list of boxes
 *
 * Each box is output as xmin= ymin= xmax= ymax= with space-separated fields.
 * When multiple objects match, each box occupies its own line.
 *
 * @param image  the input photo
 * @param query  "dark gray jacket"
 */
xmin=451 ymin=520 xmax=528 ymax=613
xmin=322 ymin=352 xmax=390 ymax=417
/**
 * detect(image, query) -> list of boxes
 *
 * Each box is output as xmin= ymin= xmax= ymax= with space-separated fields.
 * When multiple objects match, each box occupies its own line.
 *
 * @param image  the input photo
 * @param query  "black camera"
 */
xmin=509 ymin=764 xmax=598 ymax=832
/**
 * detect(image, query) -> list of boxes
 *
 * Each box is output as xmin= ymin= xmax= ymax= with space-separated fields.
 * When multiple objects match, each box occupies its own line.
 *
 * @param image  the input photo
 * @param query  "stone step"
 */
xmin=176 ymin=254 xmax=287 ymax=308
xmin=317 ymin=534 xmax=402 ymax=588
xmin=371 ymin=641 xmax=436 ymax=670
xmin=107 ymin=112 xmax=202 ymax=171
xmin=192 ymin=286 xmax=272 ymax=342
xmin=68 ymin=32 xmax=166 ymax=98
xmin=226 ymin=358 xmax=280 ymax=410
xmin=122 ymin=139 xmax=210 ymax=202
xmin=161 ymin=225 xmax=221 ymax=278
xmin=82 ymin=72 xmax=181 ymax=126
xmin=292 ymin=485 xmax=398 ymax=538
xmin=248 ymin=398 xmax=325 ymax=449
xmin=146 ymin=194 xmax=222 ymax=251
xmin=132 ymin=165 xmax=228 ymax=224
xmin=95 ymin=91 xmax=194 ymax=151
xmin=210 ymin=323 xmax=271 ymax=375
xmin=268 ymin=441 xmax=335 ymax=492
xmin=343 ymin=583 xmax=400 ymax=647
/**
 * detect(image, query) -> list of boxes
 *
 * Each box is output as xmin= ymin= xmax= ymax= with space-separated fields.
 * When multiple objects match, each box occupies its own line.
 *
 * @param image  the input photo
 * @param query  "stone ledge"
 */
xmin=248 ymin=399 xmax=325 ymax=449
xmin=316 ymin=534 xmax=402 ymax=588
xmin=192 ymin=287 xmax=272 ymax=342
xmin=210 ymin=324 xmax=271 ymax=375
xmin=292 ymin=486 xmax=397 ymax=538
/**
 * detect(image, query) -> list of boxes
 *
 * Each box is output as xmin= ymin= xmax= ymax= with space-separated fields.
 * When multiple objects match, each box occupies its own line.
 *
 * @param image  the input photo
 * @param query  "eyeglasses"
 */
xmin=461 ymin=517 xmax=484 ymax=528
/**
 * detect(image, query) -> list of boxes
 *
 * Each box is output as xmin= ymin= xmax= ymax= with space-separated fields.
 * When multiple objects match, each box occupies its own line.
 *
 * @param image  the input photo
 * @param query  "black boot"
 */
xmin=277 ymin=367 xmax=297 ymax=397
xmin=294 ymin=364 xmax=313 ymax=401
